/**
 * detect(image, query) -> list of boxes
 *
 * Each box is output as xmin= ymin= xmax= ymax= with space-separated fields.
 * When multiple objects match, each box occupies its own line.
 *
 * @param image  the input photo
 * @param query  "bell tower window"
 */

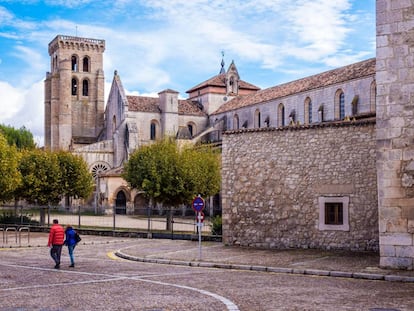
xmin=82 ymin=79 xmax=89 ymax=96
xmin=71 ymin=55 xmax=78 ymax=71
xmin=83 ymin=57 xmax=89 ymax=72
xmin=71 ymin=78 xmax=78 ymax=95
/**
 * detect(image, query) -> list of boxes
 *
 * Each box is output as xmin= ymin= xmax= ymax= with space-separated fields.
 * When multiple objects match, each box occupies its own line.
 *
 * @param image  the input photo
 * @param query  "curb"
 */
xmin=114 ymin=250 xmax=414 ymax=283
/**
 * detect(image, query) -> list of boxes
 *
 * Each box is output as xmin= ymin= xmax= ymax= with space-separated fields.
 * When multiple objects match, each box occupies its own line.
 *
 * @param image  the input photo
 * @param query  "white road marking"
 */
xmin=0 ymin=262 xmax=240 ymax=311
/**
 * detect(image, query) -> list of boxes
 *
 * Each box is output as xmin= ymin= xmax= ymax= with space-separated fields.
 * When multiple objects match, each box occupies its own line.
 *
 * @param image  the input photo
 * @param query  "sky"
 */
xmin=0 ymin=0 xmax=376 ymax=146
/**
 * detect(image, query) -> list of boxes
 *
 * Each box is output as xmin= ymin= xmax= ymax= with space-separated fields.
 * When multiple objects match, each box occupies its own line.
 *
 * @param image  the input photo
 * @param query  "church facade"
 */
xmin=44 ymin=0 xmax=414 ymax=269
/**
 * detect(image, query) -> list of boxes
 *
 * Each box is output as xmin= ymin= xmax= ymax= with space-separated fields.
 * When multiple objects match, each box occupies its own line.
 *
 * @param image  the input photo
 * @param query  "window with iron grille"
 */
xmin=325 ymin=202 xmax=343 ymax=225
xmin=318 ymin=196 xmax=349 ymax=231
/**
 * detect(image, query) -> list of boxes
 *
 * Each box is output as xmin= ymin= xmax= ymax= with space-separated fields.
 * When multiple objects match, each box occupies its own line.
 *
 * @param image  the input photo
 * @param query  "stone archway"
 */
xmin=115 ymin=190 xmax=127 ymax=215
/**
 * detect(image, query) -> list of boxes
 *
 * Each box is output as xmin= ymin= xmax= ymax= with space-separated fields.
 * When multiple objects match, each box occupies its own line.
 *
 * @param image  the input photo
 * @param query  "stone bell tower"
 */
xmin=376 ymin=1 xmax=414 ymax=269
xmin=44 ymin=35 xmax=105 ymax=151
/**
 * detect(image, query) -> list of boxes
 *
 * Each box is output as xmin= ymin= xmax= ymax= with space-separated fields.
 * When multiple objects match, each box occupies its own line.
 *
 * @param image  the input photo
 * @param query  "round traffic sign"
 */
xmin=192 ymin=196 xmax=205 ymax=212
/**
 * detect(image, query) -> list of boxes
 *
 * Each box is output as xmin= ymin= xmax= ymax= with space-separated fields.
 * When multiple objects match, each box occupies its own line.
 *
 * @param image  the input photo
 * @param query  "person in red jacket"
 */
xmin=47 ymin=219 xmax=65 ymax=269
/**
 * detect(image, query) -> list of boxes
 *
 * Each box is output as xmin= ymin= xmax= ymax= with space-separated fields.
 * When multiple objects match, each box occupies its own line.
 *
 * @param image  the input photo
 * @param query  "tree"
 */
xmin=0 ymin=124 xmax=36 ymax=150
xmin=56 ymin=151 xmax=94 ymax=200
xmin=0 ymin=134 xmax=21 ymax=202
xmin=15 ymin=150 xmax=94 ymax=206
xmin=180 ymin=144 xmax=221 ymax=200
xmin=123 ymin=138 xmax=221 ymax=229
xmin=16 ymin=149 xmax=62 ymax=205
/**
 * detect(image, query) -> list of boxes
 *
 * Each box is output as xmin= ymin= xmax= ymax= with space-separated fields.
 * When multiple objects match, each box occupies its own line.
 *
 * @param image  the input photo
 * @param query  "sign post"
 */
xmin=192 ymin=196 xmax=205 ymax=260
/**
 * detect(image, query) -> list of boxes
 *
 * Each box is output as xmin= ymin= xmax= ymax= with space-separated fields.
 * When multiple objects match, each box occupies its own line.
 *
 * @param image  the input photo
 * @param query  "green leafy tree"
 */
xmin=124 ymin=138 xmax=183 ymax=207
xmin=0 ymin=124 xmax=36 ymax=150
xmin=123 ymin=138 xmax=221 ymax=229
xmin=0 ymin=134 xmax=21 ymax=202
xmin=16 ymin=150 xmax=62 ymax=205
xmin=56 ymin=151 xmax=94 ymax=200
xmin=180 ymin=144 xmax=221 ymax=201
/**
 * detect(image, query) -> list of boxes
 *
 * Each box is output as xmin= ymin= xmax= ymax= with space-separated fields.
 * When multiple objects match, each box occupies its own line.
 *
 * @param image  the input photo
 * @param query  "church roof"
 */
xmin=212 ymin=58 xmax=376 ymax=115
xmin=186 ymin=73 xmax=260 ymax=94
xmin=127 ymin=95 xmax=206 ymax=117
xmin=127 ymin=96 xmax=160 ymax=113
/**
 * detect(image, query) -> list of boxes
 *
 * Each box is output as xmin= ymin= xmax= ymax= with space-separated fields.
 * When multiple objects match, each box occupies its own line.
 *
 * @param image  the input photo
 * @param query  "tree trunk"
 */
xmin=166 ymin=208 xmax=172 ymax=231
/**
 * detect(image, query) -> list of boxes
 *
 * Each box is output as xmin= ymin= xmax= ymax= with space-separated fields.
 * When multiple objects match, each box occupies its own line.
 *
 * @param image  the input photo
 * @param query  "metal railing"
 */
xmin=0 ymin=205 xmax=220 ymax=237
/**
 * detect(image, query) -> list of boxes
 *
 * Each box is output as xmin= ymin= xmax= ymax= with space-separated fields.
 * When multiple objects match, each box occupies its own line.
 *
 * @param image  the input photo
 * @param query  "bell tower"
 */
xmin=44 ymin=35 xmax=105 ymax=151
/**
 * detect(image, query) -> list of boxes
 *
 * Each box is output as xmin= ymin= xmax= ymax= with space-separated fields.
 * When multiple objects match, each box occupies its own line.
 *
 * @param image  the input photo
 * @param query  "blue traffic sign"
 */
xmin=192 ymin=196 xmax=205 ymax=212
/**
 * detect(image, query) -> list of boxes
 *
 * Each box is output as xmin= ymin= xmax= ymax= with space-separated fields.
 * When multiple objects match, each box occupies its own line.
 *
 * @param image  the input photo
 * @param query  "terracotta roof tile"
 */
xmin=178 ymin=99 xmax=206 ymax=116
xmin=127 ymin=96 xmax=160 ymax=113
xmin=213 ymin=58 xmax=376 ymax=115
xmin=186 ymin=74 xmax=260 ymax=93
xmin=127 ymin=95 xmax=206 ymax=116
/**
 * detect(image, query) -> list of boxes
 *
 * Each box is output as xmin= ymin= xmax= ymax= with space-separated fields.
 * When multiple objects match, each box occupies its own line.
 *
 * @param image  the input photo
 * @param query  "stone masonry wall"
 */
xmin=376 ymin=0 xmax=414 ymax=269
xmin=222 ymin=121 xmax=378 ymax=251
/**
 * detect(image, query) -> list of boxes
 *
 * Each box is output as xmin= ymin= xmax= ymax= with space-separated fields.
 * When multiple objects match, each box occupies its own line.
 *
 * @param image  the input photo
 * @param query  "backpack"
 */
xmin=75 ymin=232 xmax=82 ymax=243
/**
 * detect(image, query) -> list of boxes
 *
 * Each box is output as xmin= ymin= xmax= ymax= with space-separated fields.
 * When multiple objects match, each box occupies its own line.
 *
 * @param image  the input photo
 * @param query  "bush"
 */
xmin=0 ymin=211 xmax=39 ymax=225
xmin=211 ymin=215 xmax=222 ymax=235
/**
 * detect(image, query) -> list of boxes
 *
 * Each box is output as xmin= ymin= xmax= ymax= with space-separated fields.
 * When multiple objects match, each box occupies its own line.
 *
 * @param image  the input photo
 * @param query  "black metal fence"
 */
xmin=0 ymin=205 xmax=218 ymax=235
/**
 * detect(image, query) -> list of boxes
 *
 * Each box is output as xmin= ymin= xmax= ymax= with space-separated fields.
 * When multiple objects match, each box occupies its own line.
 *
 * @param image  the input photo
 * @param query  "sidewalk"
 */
xmin=3 ymin=232 xmax=414 ymax=282
xmin=115 ymin=238 xmax=414 ymax=283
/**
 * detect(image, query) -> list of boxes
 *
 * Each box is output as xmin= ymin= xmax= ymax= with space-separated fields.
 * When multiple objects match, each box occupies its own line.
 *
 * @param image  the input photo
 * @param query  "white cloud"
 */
xmin=45 ymin=0 xmax=94 ymax=8
xmin=0 ymin=79 xmax=44 ymax=146
xmin=0 ymin=81 xmax=24 ymax=120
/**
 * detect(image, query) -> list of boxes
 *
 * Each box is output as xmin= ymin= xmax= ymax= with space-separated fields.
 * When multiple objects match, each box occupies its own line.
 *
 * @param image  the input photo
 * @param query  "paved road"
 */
xmin=1 ymin=235 xmax=413 ymax=311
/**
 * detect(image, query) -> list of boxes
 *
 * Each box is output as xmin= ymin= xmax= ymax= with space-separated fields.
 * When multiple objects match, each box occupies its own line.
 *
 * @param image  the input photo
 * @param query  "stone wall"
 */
xmin=222 ymin=121 xmax=378 ymax=251
xmin=376 ymin=0 xmax=414 ymax=269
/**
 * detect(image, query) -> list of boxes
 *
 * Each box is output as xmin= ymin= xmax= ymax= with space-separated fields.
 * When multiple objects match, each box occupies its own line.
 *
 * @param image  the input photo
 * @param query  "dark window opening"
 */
xmin=82 ymin=80 xmax=89 ymax=96
xmin=71 ymin=78 xmax=78 ymax=95
xmin=150 ymin=123 xmax=156 ymax=140
xmin=188 ymin=124 xmax=193 ymax=137
xmin=339 ymin=92 xmax=345 ymax=120
xmin=83 ymin=57 xmax=89 ymax=72
xmin=325 ymin=202 xmax=343 ymax=225
xmin=71 ymin=56 xmax=77 ymax=71
xmin=308 ymin=100 xmax=312 ymax=123
xmin=264 ymin=116 xmax=270 ymax=127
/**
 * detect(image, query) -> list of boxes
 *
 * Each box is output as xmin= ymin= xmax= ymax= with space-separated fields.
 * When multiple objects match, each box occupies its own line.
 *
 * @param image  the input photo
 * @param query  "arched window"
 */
xmin=71 ymin=78 xmax=78 ymax=95
xmin=83 ymin=57 xmax=89 ymax=72
xmin=304 ymin=97 xmax=312 ymax=124
xmin=339 ymin=92 xmax=345 ymax=120
xmin=233 ymin=114 xmax=239 ymax=130
xmin=278 ymin=103 xmax=285 ymax=127
xmin=82 ymin=79 xmax=89 ymax=96
xmin=335 ymin=89 xmax=345 ymax=120
xmin=71 ymin=55 xmax=78 ymax=71
xmin=254 ymin=109 xmax=261 ymax=128
xmin=370 ymin=81 xmax=376 ymax=113
xmin=187 ymin=123 xmax=194 ymax=137
xmin=150 ymin=122 xmax=156 ymax=140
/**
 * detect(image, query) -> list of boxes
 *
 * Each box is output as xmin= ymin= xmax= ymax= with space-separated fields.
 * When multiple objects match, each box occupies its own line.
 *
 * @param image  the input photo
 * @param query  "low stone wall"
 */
xmin=221 ymin=120 xmax=378 ymax=251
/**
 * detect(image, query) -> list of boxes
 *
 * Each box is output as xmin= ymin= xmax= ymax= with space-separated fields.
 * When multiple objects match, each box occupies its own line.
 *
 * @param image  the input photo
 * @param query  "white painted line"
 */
xmin=0 ymin=262 xmax=240 ymax=311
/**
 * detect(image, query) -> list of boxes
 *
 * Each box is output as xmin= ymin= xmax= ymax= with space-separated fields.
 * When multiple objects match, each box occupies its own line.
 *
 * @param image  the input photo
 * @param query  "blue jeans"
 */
xmin=50 ymin=244 xmax=63 ymax=265
xmin=67 ymin=244 xmax=75 ymax=265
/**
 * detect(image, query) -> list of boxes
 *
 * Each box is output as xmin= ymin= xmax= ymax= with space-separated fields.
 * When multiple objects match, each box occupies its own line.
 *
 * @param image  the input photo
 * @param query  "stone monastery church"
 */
xmin=45 ymin=1 xmax=414 ymax=270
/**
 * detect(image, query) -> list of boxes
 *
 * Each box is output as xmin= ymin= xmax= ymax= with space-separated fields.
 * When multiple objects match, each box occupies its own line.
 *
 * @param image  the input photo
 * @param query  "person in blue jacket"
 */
xmin=64 ymin=225 xmax=77 ymax=267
